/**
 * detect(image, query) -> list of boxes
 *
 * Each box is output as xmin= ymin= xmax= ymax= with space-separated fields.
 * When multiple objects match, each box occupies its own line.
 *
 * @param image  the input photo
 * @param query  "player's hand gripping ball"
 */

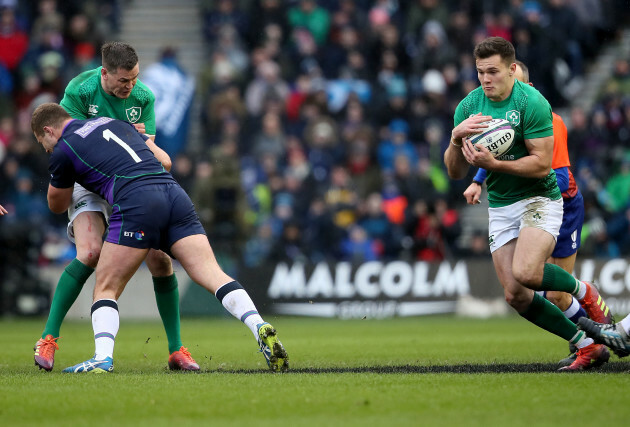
xmin=468 ymin=118 xmax=515 ymax=158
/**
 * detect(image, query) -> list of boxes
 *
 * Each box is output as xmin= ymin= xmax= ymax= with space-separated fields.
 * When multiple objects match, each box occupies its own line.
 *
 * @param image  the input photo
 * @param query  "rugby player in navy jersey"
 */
xmin=34 ymin=42 xmax=196 ymax=372
xmin=31 ymin=103 xmax=288 ymax=373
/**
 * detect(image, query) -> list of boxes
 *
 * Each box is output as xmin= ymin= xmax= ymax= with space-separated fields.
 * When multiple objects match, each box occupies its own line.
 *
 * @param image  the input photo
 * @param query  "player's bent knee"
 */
xmin=146 ymin=250 xmax=173 ymax=276
xmin=512 ymin=268 xmax=542 ymax=290
xmin=76 ymin=244 xmax=102 ymax=268
xmin=546 ymin=291 xmax=571 ymax=309
xmin=505 ymin=294 xmax=526 ymax=312
xmin=504 ymin=289 xmax=531 ymax=312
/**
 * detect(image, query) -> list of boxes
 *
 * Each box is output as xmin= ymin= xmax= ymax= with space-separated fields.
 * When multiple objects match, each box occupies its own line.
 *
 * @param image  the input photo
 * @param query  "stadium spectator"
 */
xmin=339 ymin=224 xmax=379 ymax=262
xmin=243 ymin=219 xmax=275 ymax=267
xmin=192 ymin=137 xmax=247 ymax=251
xmin=377 ymin=119 xmax=418 ymax=174
xmin=599 ymin=154 xmax=630 ymax=214
xmin=405 ymin=0 xmax=450 ymax=39
xmin=412 ymin=20 xmax=457 ymax=75
xmin=62 ymin=42 xmax=99 ymax=84
xmin=244 ymin=60 xmax=289 ymax=117
xmin=324 ymin=165 xmax=359 ymax=232
xmin=404 ymin=199 xmax=445 ymax=262
xmin=246 ymin=0 xmax=289 ymax=50
xmin=250 ymin=111 xmax=286 ymax=162
xmin=358 ymin=191 xmax=401 ymax=259
xmin=142 ymin=47 xmax=195 ymax=157
xmin=0 ymin=7 xmax=29 ymax=72
xmin=202 ymin=0 xmax=249 ymax=43
xmin=170 ymin=152 xmax=195 ymax=194
xmin=268 ymin=220 xmax=309 ymax=264
xmin=287 ymin=0 xmax=331 ymax=47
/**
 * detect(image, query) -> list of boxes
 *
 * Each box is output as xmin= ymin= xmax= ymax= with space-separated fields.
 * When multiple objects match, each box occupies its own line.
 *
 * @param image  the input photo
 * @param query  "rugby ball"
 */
xmin=468 ymin=118 xmax=515 ymax=158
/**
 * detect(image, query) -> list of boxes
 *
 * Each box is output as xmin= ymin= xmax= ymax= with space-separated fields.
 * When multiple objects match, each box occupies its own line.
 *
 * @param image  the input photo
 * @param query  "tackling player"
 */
xmin=462 ymin=60 xmax=613 ymax=367
xmin=31 ymin=103 xmax=288 ymax=373
xmin=445 ymin=37 xmax=611 ymax=371
xmin=33 ymin=42 xmax=199 ymax=372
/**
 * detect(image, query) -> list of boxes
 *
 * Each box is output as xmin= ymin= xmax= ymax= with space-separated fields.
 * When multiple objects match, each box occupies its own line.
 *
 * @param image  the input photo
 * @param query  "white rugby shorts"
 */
xmin=488 ymin=196 xmax=563 ymax=253
xmin=66 ymin=183 xmax=111 ymax=243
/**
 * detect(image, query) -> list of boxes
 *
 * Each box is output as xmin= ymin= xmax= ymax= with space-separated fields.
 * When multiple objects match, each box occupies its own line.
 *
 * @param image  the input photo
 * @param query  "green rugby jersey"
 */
xmin=60 ymin=66 xmax=156 ymax=136
xmin=454 ymin=80 xmax=561 ymax=207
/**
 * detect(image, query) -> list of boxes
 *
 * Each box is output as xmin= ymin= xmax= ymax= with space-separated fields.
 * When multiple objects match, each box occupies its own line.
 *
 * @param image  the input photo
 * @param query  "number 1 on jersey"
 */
xmin=102 ymin=129 xmax=142 ymax=163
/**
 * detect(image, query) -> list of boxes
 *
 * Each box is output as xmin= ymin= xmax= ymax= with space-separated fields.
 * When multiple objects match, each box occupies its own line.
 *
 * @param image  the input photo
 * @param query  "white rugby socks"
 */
xmin=91 ymin=299 xmax=119 ymax=360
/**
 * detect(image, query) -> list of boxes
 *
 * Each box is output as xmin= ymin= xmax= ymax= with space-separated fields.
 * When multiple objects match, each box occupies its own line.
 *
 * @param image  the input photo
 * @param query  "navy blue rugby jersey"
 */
xmin=49 ymin=117 xmax=174 ymax=204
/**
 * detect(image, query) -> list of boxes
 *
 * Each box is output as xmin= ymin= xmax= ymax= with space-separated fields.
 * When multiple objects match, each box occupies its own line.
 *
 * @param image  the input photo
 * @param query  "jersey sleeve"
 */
xmin=551 ymin=112 xmax=570 ymax=168
xmin=141 ymin=95 xmax=156 ymax=136
xmin=134 ymin=84 xmax=157 ymax=136
xmin=554 ymin=166 xmax=569 ymax=193
xmin=453 ymin=100 xmax=468 ymax=127
xmin=49 ymin=147 xmax=76 ymax=188
xmin=523 ymin=92 xmax=553 ymax=140
xmin=473 ymin=168 xmax=488 ymax=183
xmin=60 ymin=90 xmax=89 ymax=119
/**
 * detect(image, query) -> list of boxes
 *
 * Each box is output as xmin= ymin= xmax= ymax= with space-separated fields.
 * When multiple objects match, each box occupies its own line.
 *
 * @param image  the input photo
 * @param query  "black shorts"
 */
xmin=106 ymin=183 xmax=206 ymax=253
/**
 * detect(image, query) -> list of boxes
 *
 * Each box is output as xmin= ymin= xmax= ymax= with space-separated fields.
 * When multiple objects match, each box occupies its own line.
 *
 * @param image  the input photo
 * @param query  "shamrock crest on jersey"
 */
xmin=506 ymin=110 xmax=520 ymax=126
xmin=126 ymin=107 xmax=141 ymax=123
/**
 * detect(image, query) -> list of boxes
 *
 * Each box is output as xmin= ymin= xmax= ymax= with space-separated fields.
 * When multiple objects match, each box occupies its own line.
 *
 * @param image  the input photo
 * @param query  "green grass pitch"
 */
xmin=2 ymin=315 xmax=629 ymax=426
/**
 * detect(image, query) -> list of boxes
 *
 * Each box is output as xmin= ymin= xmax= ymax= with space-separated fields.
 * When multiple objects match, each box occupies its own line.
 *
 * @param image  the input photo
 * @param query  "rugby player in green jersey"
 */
xmin=444 ymin=37 xmax=611 ymax=371
xmin=34 ymin=42 xmax=199 ymax=371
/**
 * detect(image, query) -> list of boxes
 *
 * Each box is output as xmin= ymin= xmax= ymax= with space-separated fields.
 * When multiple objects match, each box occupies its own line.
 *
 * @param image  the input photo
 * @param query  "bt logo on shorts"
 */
xmin=123 ymin=230 xmax=145 ymax=241
xmin=571 ymin=229 xmax=577 ymax=250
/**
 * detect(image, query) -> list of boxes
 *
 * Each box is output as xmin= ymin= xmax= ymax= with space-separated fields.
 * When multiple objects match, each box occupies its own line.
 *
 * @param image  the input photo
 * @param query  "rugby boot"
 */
xmin=578 ymin=317 xmax=630 ymax=358
xmin=257 ymin=322 xmax=289 ymax=372
xmin=62 ymin=356 xmax=113 ymax=373
xmin=579 ymin=282 xmax=612 ymax=325
xmin=557 ymin=343 xmax=578 ymax=368
xmin=168 ymin=346 xmax=200 ymax=371
xmin=34 ymin=335 xmax=59 ymax=371
xmin=557 ymin=343 xmax=609 ymax=371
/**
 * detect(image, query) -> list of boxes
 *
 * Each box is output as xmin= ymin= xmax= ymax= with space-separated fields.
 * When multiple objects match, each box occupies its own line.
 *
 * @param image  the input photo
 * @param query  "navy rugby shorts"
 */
xmin=551 ymin=191 xmax=584 ymax=258
xmin=106 ymin=182 xmax=206 ymax=253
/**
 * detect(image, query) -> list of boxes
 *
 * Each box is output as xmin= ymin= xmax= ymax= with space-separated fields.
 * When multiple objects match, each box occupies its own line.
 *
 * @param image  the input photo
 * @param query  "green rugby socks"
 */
xmin=42 ymin=259 xmax=94 ymax=338
xmin=153 ymin=274 xmax=183 ymax=354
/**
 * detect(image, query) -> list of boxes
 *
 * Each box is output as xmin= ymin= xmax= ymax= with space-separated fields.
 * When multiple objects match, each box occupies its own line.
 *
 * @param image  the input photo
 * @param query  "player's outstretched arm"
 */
xmin=145 ymin=138 xmax=172 ymax=172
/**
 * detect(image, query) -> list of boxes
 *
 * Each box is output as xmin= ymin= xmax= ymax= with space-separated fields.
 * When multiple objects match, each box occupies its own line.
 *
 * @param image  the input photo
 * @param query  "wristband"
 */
xmin=472 ymin=180 xmax=483 ymax=186
xmin=450 ymin=137 xmax=462 ymax=147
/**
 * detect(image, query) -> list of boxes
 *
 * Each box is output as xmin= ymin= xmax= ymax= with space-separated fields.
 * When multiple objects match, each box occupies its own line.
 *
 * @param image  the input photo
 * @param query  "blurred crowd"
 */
xmin=1 ymin=0 xmax=630 ymax=274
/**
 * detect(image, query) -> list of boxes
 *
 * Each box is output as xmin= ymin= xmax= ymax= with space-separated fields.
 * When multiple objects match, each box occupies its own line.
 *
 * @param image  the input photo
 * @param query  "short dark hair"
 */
xmin=31 ymin=103 xmax=71 ymax=137
xmin=473 ymin=37 xmax=515 ymax=67
xmin=515 ymin=59 xmax=529 ymax=83
xmin=101 ymin=41 xmax=138 ymax=72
